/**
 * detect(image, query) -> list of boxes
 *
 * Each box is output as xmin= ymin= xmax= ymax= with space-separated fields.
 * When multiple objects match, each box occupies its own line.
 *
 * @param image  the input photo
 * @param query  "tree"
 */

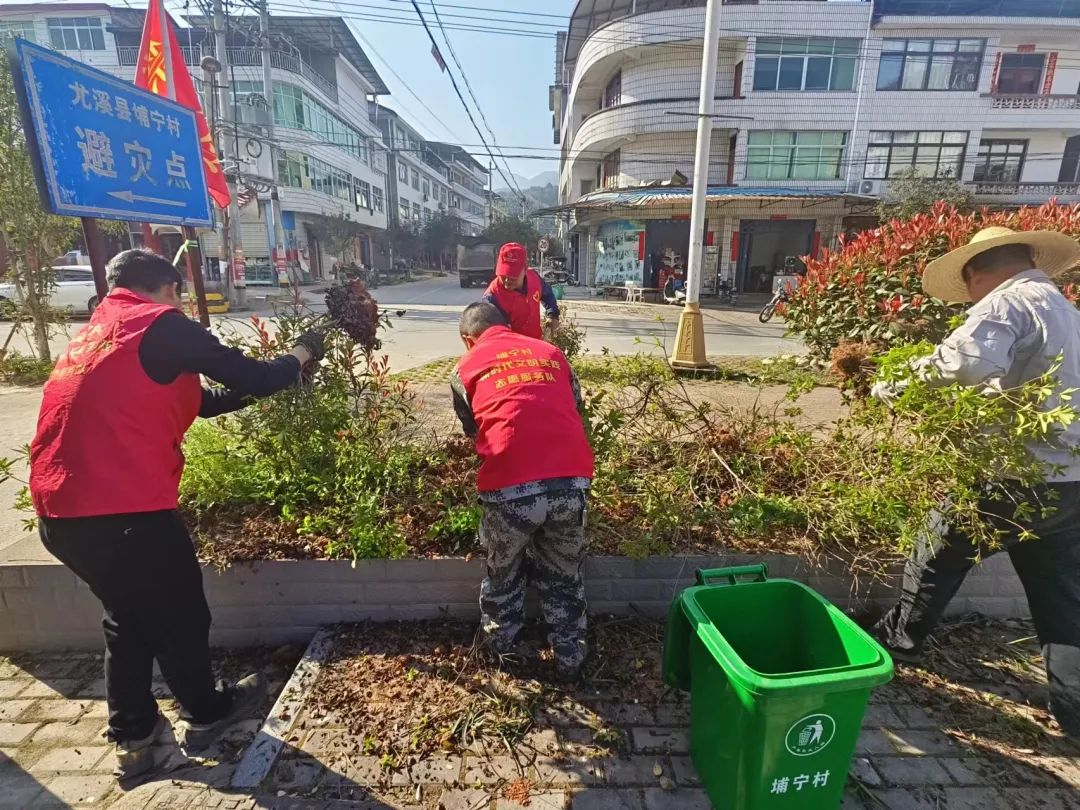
xmin=0 ymin=57 xmax=89 ymax=363
xmin=421 ymin=213 xmax=462 ymax=269
xmin=876 ymin=168 xmax=974 ymax=222
xmin=307 ymin=209 xmax=364 ymax=267
xmin=480 ymin=216 xmax=541 ymax=251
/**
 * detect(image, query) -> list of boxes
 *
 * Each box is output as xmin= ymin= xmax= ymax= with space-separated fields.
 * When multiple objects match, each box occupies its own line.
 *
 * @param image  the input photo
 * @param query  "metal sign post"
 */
xmin=10 ymin=40 xmax=213 ymax=322
xmin=538 ymin=236 xmax=549 ymax=270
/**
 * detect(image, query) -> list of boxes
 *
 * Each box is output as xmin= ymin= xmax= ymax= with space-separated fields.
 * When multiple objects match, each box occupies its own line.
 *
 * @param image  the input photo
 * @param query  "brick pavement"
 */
xmin=2 ymin=650 xmax=1078 ymax=809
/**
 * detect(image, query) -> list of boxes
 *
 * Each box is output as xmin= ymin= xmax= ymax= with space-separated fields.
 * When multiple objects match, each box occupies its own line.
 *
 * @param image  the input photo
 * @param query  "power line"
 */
xmin=406 ymin=0 xmax=527 ymax=210
xmin=426 ymin=0 xmax=524 ymax=205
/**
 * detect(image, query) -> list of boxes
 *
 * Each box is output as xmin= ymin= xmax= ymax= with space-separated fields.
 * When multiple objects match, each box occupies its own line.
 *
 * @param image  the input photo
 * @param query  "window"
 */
xmin=398 ymin=162 xmax=408 ymax=182
xmin=413 ymin=202 xmax=422 ymax=221
xmin=753 ymin=38 xmax=858 ymax=92
xmin=372 ymin=186 xmax=385 ymax=213
xmin=47 ymin=17 xmax=104 ymax=50
xmin=973 ymin=139 xmax=1027 ymax=183
xmin=580 ymin=179 xmax=596 ymax=195
xmin=865 ymin=131 xmax=967 ymax=179
xmin=411 ymin=169 xmax=420 ymax=190
xmin=231 ymin=80 xmax=264 ymax=97
xmin=400 ymin=199 xmax=411 ymax=221
xmin=441 ymin=187 xmax=448 ymax=204
xmin=877 ymin=39 xmax=984 ymax=91
xmin=0 ymin=21 xmax=36 ymax=43
xmin=273 ymin=83 xmax=305 ymax=129
xmin=746 ymin=131 xmax=847 ymax=180
xmin=602 ymin=70 xmax=622 ymax=108
xmin=997 ymin=53 xmax=1046 ymax=95
xmin=422 ymin=178 xmax=430 ymax=198
xmin=601 ymin=149 xmax=621 ymax=189
xmin=355 ymin=180 xmax=372 ymax=210
xmin=278 ymin=152 xmax=306 ymax=189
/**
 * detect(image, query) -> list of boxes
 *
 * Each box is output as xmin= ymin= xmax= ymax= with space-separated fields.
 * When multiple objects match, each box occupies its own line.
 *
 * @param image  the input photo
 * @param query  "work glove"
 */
xmin=294 ymin=329 xmax=327 ymax=364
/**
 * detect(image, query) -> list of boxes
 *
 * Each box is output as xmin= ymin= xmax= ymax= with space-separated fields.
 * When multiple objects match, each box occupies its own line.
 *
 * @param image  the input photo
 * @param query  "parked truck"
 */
xmin=456 ymin=242 xmax=497 ymax=289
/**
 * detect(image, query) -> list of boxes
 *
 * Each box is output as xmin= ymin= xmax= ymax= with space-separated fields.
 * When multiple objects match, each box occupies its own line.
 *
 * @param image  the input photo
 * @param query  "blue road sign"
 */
xmin=11 ymin=39 xmax=213 ymax=227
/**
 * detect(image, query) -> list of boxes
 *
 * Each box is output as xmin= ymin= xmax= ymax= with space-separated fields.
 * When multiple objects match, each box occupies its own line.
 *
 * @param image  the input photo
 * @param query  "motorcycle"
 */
xmin=759 ymin=286 xmax=789 ymax=323
xmin=716 ymin=276 xmax=738 ymax=307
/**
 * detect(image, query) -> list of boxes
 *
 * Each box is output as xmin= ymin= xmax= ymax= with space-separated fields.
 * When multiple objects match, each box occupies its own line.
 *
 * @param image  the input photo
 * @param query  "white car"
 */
xmin=0 ymin=265 xmax=101 ymax=317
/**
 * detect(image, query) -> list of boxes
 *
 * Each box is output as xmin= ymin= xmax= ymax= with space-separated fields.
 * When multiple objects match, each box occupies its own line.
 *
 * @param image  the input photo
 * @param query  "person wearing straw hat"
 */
xmin=872 ymin=226 xmax=1080 ymax=740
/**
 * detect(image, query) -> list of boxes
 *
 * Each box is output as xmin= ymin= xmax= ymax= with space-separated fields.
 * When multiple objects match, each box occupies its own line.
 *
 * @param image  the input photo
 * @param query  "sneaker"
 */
xmin=113 ymin=714 xmax=172 ymax=782
xmin=176 ymin=673 xmax=266 ymax=753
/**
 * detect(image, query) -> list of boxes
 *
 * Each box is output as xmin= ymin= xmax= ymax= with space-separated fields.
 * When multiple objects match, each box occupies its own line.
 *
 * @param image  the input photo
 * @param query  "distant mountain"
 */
xmin=497 ymin=170 xmax=559 ymax=192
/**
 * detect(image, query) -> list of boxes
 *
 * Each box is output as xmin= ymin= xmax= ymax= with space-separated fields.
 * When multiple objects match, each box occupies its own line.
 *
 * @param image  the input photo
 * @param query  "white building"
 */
xmin=429 ymin=142 xmax=490 ymax=237
xmin=372 ymin=104 xmax=457 ymax=232
xmin=1 ymin=4 xmax=392 ymax=281
xmin=550 ymin=0 xmax=1080 ymax=294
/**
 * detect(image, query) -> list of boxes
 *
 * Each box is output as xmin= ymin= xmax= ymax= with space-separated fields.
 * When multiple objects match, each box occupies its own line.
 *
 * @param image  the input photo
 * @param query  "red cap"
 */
xmin=495 ymin=242 xmax=527 ymax=277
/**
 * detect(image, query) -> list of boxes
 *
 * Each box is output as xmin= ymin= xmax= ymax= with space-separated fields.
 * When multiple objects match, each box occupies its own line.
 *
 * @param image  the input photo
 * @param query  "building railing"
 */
xmin=988 ymin=94 xmax=1080 ymax=110
xmin=116 ymin=44 xmax=337 ymax=102
xmin=969 ymin=181 xmax=1080 ymax=196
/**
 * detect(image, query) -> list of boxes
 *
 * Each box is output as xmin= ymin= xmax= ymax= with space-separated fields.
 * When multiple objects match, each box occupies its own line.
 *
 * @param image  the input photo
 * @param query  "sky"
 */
xmin=0 ymin=0 xmax=576 ymax=187
xmin=314 ymin=0 xmax=576 ymax=187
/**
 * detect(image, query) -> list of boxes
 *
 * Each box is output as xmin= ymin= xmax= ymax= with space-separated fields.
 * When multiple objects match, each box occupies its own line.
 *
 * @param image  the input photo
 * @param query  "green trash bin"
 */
xmin=662 ymin=565 xmax=893 ymax=809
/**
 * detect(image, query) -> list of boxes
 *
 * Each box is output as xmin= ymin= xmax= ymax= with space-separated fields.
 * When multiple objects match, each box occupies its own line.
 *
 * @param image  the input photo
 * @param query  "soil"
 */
xmin=294 ymin=616 xmax=1075 ymax=803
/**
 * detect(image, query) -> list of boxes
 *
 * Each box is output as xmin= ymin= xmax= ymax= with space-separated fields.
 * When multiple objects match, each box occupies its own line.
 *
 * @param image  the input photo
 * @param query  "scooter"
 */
xmin=663 ymin=275 xmax=687 ymax=305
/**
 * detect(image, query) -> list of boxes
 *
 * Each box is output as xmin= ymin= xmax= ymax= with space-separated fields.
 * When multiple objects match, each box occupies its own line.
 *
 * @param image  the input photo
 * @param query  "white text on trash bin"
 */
xmin=770 ymin=771 xmax=830 ymax=794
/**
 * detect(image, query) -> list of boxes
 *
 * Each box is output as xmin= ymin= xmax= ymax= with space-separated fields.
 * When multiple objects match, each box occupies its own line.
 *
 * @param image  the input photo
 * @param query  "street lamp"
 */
xmin=670 ymin=0 xmax=724 ymax=369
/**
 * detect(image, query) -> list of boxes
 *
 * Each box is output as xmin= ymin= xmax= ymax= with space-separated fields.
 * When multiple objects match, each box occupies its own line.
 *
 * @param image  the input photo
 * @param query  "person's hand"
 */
xmin=548 ymin=318 xmax=560 ymax=333
xmin=294 ymin=329 xmax=326 ymax=363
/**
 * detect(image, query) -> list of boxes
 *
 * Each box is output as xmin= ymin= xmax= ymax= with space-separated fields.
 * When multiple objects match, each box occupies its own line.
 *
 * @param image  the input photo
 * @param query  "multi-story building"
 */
xmin=550 ymin=0 xmax=1080 ymax=294
xmin=372 ymin=104 xmax=456 ymax=232
xmin=0 ymin=4 xmax=392 ymax=281
xmin=429 ymin=142 xmax=490 ymax=237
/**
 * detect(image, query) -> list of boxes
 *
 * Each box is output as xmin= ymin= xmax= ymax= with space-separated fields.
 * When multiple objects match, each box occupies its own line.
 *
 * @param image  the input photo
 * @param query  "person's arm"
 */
xmin=449 ymin=370 xmax=478 ymax=439
xmin=539 ymin=276 xmax=561 ymax=324
xmin=198 ymin=387 xmax=253 ymax=418
xmin=871 ymin=295 xmax=1031 ymax=403
xmin=139 ymin=311 xmax=309 ymax=413
xmin=569 ymin=367 xmax=584 ymax=411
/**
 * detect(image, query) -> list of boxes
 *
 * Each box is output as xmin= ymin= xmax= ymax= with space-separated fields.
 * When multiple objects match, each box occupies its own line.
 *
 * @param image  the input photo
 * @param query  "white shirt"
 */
xmin=871 ymin=269 xmax=1080 ymax=481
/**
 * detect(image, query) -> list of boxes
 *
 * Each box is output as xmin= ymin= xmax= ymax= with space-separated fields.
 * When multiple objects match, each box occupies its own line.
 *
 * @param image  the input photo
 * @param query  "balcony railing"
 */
xmin=988 ymin=94 xmax=1080 ymax=110
xmin=969 ymin=181 xmax=1080 ymax=197
xmin=116 ymin=44 xmax=337 ymax=102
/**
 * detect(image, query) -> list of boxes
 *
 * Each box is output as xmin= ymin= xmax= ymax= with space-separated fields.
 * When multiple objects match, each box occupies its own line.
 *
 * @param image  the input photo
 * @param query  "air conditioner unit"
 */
xmin=860 ymin=180 xmax=881 ymax=196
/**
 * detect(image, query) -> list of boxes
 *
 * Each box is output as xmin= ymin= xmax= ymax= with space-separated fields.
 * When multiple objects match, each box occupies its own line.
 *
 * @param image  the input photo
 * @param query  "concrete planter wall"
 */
xmin=0 ymin=553 xmax=1026 ymax=652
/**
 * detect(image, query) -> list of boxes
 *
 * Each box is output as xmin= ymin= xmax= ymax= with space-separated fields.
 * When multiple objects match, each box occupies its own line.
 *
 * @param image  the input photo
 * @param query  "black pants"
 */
xmin=876 ymin=481 xmax=1080 ymax=738
xmin=39 ymin=510 xmax=230 ymax=741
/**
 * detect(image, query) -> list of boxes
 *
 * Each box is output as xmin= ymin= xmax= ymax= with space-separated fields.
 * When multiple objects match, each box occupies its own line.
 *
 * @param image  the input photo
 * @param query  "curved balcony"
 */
xmin=570 ymin=96 xmax=743 ymax=164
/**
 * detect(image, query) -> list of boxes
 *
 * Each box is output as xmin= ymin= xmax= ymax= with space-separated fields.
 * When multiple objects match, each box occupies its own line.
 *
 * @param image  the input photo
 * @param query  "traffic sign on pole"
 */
xmin=538 ymin=237 xmax=550 ymax=253
xmin=10 ymin=39 xmax=213 ymax=228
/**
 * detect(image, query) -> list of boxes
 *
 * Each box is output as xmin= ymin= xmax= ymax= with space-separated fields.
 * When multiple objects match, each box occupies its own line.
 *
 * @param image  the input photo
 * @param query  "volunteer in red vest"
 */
xmin=30 ymin=249 xmax=325 ymax=780
xmin=483 ymin=242 xmax=560 ymax=340
xmin=450 ymin=302 xmax=594 ymax=682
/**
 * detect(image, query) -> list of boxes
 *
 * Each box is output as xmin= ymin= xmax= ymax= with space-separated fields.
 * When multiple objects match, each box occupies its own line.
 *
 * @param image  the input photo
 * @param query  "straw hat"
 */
xmin=922 ymin=226 xmax=1080 ymax=303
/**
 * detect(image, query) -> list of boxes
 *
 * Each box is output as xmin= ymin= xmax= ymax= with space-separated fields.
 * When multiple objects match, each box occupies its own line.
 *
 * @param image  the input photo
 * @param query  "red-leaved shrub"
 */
xmin=785 ymin=201 xmax=1080 ymax=358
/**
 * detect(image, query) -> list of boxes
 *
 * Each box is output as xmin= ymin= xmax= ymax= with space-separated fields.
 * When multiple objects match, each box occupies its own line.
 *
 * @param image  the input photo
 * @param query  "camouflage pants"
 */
xmin=479 ymin=490 xmax=588 ymax=667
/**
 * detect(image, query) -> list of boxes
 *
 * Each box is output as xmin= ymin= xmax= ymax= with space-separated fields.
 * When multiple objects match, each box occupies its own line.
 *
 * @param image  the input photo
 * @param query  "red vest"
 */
xmin=484 ymin=269 xmax=544 ymax=340
xmin=30 ymin=289 xmax=202 ymax=518
xmin=456 ymin=326 xmax=594 ymax=492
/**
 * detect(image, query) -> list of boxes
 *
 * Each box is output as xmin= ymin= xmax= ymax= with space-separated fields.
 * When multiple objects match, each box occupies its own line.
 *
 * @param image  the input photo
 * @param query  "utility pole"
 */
xmin=488 ymin=159 xmax=494 ymax=227
xmin=670 ymin=0 xmax=722 ymax=369
xmin=202 ymin=56 xmax=231 ymax=304
xmin=213 ymin=0 xmax=246 ymax=308
xmin=260 ymin=0 xmax=290 ymax=286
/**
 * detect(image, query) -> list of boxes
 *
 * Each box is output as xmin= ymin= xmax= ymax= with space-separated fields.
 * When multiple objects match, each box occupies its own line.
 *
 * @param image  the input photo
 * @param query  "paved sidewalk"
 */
xmin=3 ymin=619 xmax=1077 ymax=809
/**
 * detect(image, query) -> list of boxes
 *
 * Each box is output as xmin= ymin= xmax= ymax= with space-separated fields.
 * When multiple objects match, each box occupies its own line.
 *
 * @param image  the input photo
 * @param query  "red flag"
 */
xmin=431 ymin=43 xmax=446 ymax=72
xmin=135 ymin=0 xmax=230 ymax=209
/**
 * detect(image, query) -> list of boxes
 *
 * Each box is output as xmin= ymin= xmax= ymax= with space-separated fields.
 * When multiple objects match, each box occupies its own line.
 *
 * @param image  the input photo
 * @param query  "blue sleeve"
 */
xmin=539 ymin=279 xmax=560 ymax=319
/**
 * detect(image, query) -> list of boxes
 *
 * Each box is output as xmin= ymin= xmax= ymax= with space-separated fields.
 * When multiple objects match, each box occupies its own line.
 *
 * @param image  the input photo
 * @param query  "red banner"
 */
xmin=135 ymin=0 xmax=230 ymax=209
